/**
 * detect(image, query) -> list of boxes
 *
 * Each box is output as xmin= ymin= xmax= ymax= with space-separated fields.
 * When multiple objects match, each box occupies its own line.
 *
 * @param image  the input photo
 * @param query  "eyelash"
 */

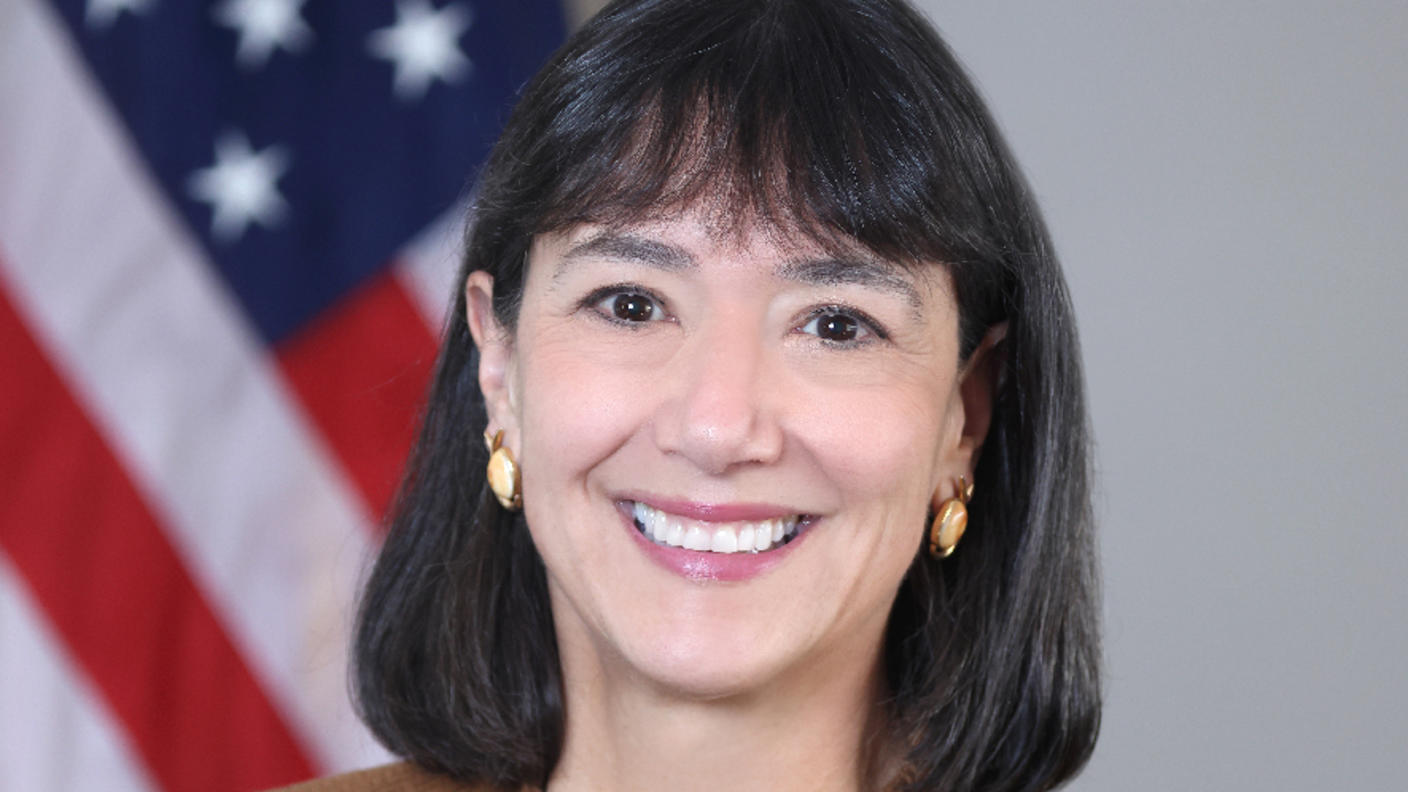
xmin=579 ymin=286 xmax=889 ymax=346
xmin=798 ymin=305 xmax=889 ymax=346
xmin=581 ymin=283 xmax=671 ymax=326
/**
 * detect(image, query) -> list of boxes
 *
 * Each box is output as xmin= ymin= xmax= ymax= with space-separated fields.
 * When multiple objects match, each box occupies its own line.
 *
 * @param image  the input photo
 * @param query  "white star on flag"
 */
xmin=86 ymin=0 xmax=156 ymax=29
xmin=213 ymin=0 xmax=315 ymax=69
xmin=187 ymin=131 xmax=292 ymax=243
xmin=367 ymin=0 xmax=473 ymax=101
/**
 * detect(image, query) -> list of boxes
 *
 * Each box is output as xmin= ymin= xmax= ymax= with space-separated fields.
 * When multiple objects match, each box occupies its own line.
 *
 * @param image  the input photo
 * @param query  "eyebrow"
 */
xmin=557 ymin=231 xmax=923 ymax=311
xmin=776 ymin=256 xmax=923 ymax=312
xmin=557 ymin=232 xmax=696 ymax=277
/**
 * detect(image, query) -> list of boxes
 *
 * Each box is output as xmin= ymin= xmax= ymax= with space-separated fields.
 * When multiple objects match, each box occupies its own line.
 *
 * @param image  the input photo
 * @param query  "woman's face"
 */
xmin=468 ymin=209 xmax=987 ymax=700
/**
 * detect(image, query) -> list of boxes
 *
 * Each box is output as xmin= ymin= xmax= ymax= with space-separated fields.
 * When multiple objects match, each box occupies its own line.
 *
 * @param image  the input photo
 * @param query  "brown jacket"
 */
xmin=273 ymin=763 xmax=530 ymax=792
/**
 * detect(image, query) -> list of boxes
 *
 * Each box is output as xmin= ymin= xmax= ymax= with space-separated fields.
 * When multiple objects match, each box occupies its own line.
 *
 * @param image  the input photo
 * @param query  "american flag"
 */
xmin=0 ymin=1 xmax=566 ymax=789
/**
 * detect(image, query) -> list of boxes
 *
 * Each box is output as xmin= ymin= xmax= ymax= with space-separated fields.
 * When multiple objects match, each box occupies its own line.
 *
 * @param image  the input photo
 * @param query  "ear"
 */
xmin=949 ymin=322 xmax=1009 ymax=478
xmin=464 ymin=270 xmax=518 ymax=439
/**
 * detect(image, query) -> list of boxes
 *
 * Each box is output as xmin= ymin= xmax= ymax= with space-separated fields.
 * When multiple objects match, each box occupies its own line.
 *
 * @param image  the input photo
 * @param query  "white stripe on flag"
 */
xmin=0 ymin=0 xmax=389 ymax=773
xmin=396 ymin=202 xmax=468 ymax=332
xmin=0 ymin=554 xmax=157 ymax=792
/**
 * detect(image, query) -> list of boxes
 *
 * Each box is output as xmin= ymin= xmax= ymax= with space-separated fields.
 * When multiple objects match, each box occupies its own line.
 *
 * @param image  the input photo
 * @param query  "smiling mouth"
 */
xmin=629 ymin=501 xmax=804 ymax=554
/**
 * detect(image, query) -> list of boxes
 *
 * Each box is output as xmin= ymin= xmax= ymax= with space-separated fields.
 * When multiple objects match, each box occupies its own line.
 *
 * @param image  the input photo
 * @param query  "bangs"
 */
xmin=517 ymin=0 xmax=1006 ymax=270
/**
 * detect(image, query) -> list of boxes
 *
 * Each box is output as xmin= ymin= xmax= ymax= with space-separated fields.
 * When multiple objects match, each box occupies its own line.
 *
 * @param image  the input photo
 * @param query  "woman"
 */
xmin=291 ymin=0 xmax=1100 ymax=789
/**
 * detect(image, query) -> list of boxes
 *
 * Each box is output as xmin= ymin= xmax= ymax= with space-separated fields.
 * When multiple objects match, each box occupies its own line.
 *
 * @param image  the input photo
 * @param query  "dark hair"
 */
xmin=354 ymin=1 xmax=1100 ymax=790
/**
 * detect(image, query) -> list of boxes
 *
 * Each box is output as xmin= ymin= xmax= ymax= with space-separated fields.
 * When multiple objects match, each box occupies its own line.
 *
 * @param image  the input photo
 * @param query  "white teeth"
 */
xmin=736 ymin=525 xmax=754 ymax=550
xmin=710 ymin=528 xmax=738 ymax=553
xmin=683 ymin=525 xmax=709 ymax=551
xmin=754 ymin=524 xmax=771 ymax=551
xmin=631 ymin=502 xmax=802 ymax=554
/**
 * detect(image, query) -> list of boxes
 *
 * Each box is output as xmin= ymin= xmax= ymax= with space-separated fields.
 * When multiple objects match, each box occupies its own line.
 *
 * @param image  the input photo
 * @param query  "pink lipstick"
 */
xmin=616 ymin=499 xmax=814 ymax=583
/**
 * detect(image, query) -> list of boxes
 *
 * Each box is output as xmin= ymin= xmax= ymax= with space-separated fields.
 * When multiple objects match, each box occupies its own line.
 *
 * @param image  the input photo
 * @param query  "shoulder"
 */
xmin=270 ymin=762 xmax=510 ymax=792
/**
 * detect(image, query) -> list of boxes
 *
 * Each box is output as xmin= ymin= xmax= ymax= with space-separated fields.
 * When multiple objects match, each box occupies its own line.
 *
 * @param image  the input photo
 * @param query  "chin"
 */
xmin=549 ymin=573 xmax=804 ymax=701
xmin=626 ymin=632 xmax=797 ymax=702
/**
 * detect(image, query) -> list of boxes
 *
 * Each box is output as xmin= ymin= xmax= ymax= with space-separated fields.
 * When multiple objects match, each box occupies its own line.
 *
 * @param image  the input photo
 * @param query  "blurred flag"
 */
xmin=0 ymin=1 xmax=566 ymax=790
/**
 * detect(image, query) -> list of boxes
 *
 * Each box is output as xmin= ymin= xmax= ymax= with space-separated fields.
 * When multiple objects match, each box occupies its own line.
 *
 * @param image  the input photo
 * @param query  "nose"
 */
xmin=652 ymin=315 xmax=784 ymax=475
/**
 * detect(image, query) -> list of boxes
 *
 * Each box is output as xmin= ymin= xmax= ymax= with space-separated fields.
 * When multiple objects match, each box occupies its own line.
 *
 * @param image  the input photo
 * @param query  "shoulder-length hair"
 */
xmin=353 ymin=1 xmax=1100 ymax=790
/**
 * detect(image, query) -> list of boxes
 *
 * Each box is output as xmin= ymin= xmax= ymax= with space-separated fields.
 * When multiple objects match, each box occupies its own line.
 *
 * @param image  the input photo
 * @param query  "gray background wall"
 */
xmin=917 ymin=3 xmax=1408 ymax=790
xmin=568 ymin=1 xmax=1408 ymax=788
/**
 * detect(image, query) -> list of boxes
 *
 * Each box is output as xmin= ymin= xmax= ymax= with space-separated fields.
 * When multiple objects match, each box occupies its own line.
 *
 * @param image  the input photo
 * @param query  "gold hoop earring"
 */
xmin=928 ymin=475 xmax=973 ymax=560
xmin=484 ymin=429 xmax=522 ymax=511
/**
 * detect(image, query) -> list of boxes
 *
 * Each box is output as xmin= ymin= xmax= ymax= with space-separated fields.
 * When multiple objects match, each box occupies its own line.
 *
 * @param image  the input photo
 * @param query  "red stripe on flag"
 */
xmin=0 ymin=273 xmax=318 ymax=792
xmin=277 ymin=268 xmax=438 ymax=523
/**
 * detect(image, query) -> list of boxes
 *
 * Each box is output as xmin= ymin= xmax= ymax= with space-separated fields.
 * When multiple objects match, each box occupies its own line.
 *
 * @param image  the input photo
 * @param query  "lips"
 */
xmin=618 ymin=498 xmax=815 ymax=582
xmin=630 ymin=501 xmax=800 ymax=553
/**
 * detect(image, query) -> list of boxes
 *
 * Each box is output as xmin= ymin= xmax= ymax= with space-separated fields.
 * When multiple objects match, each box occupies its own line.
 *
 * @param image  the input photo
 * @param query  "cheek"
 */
xmin=512 ymin=324 xmax=649 ymax=485
xmin=798 ymin=379 xmax=950 ymax=507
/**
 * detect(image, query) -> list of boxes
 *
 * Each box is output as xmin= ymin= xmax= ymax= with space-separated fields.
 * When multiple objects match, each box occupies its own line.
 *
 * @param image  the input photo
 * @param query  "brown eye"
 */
xmin=607 ymin=292 xmax=659 ymax=322
xmin=803 ymin=310 xmax=868 ymax=343
xmin=815 ymin=314 xmax=858 ymax=341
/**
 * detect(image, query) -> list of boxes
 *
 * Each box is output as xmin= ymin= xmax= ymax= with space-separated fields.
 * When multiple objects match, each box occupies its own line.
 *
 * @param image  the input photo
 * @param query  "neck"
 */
xmin=546 ymin=624 xmax=893 ymax=792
